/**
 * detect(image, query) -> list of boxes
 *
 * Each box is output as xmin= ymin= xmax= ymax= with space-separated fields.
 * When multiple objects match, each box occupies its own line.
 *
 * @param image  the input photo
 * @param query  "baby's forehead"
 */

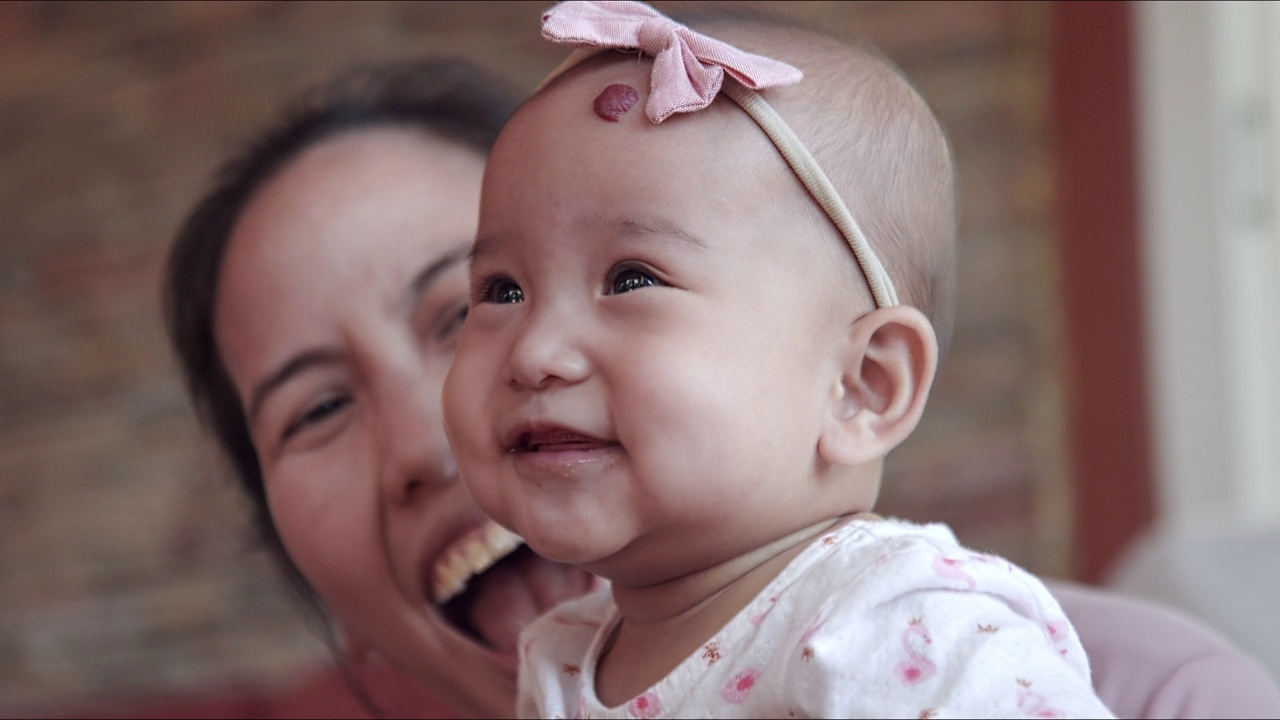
xmin=494 ymin=57 xmax=768 ymax=189
xmin=520 ymin=56 xmax=706 ymax=131
xmin=529 ymin=40 xmax=877 ymax=151
xmin=484 ymin=68 xmax=852 ymax=291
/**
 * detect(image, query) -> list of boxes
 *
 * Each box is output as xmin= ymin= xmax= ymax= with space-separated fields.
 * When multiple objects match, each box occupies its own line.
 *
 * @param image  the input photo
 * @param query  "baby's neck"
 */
xmin=595 ymin=514 xmax=865 ymax=707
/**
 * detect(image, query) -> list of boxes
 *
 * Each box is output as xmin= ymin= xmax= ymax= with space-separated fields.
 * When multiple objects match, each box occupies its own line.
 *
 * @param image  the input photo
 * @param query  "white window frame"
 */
xmin=1136 ymin=0 xmax=1280 ymax=533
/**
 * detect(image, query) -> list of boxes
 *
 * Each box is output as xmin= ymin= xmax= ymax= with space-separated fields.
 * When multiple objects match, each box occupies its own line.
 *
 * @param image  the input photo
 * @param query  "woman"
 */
xmin=163 ymin=58 xmax=592 ymax=717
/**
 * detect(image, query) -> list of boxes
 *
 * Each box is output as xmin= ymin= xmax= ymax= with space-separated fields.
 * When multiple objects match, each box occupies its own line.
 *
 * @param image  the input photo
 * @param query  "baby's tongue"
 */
xmin=465 ymin=549 xmax=594 ymax=654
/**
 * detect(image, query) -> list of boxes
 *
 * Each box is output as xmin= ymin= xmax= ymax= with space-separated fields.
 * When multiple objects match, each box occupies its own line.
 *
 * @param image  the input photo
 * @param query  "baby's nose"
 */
xmin=506 ymin=307 xmax=591 ymax=390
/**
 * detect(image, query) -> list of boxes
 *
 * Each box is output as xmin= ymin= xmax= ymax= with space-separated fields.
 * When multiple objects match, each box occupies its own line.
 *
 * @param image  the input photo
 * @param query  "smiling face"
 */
xmin=214 ymin=127 xmax=591 ymax=717
xmin=444 ymin=58 xmax=876 ymax=589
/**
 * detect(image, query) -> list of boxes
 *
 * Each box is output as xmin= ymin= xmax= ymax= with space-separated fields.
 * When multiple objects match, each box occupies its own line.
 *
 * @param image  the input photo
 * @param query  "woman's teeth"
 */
xmin=431 ymin=521 xmax=525 ymax=604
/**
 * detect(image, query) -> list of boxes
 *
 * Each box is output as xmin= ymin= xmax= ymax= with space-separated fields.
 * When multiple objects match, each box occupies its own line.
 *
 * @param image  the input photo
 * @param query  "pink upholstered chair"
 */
xmin=1048 ymin=580 xmax=1280 ymax=719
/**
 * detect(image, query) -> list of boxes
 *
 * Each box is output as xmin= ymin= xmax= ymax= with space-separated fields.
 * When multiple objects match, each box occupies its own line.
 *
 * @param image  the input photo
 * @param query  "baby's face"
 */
xmin=444 ymin=59 xmax=850 ymax=587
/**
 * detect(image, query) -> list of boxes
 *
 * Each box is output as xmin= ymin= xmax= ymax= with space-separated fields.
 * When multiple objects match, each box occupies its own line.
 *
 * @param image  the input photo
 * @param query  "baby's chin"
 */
xmin=442 ymin=544 xmax=596 ymax=654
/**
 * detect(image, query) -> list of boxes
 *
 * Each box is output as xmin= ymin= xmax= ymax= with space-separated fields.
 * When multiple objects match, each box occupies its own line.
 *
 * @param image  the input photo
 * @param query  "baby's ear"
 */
xmin=818 ymin=305 xmax=938 ymax=466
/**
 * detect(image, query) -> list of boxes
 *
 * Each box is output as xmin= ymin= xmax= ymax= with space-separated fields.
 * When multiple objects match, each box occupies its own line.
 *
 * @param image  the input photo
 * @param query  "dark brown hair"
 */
xmin=163 ymin=57 xmax=519 ymax=627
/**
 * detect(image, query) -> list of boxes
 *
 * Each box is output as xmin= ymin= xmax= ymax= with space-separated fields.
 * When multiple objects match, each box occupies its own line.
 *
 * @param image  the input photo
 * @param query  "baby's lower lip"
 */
xmin=510 ymin=440 xmax=623 ymax=472
xmin=514 ymin=441 xmax=619 ymax=457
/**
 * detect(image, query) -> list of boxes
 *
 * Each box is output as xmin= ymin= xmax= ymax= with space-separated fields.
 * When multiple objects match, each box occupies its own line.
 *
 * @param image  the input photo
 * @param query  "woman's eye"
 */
xmin=436 ymin=302 xmax=469 ymax=341
xmin=283 ymin=395 xmax=352 ymax=441
xmin=481 ymin=278 xmax=524 ymax=304
xmin=609 ymin=267 xmax=659 ymax=294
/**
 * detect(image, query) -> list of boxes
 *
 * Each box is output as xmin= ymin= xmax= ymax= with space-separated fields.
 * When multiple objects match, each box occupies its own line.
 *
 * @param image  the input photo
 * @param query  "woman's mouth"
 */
xmin=431 ymin=520 xmax=595 ymax=654
xmin=431 ymin=522 xmax=524 ymax=604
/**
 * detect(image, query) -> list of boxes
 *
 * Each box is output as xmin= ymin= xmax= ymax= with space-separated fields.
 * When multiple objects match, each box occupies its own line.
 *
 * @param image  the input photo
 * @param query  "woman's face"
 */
xmin=213 ymin=127 xmax=590 ymax=717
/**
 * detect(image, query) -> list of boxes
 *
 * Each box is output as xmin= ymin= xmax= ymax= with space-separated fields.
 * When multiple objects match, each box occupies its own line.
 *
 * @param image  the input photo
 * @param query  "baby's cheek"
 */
xmin=441 ymin=369 xmax=481 ymax=455
xmin=448 ymin=412 xmax=503 ymax=513
xmin=471 ymin=477 xmax=517 ymax=539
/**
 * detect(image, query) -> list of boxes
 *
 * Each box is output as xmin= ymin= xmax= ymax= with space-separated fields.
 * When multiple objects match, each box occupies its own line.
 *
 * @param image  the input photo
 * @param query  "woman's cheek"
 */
xmin=266 ymin=452 xmax=377 ymax=589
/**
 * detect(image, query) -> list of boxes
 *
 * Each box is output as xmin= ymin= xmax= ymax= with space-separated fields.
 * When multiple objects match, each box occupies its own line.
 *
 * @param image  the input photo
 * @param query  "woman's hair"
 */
xmin=162 ymin=57 xmax=520 ymax=628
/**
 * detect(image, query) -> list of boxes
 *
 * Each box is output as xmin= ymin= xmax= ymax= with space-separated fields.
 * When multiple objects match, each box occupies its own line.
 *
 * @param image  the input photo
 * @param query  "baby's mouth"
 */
xmin=509 ymin=428 xmax=616 ymax=453
xmin=432 ymin=521 xmax=594 ymax=654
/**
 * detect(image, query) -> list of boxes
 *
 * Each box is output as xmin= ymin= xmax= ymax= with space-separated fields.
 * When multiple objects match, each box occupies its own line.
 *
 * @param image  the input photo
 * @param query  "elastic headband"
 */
xmin=538 ymin=0 xmax=899 ymax=308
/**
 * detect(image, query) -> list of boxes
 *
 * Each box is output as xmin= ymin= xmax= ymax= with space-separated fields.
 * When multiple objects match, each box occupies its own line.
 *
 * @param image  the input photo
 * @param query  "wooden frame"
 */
xmin=1048 ymin=1 xmax=1155 ymax=583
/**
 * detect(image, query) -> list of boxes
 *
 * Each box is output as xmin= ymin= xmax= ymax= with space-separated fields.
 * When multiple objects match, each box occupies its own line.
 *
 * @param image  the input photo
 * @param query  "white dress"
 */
xmin=517 ymin=518 xmax=1115 ymax=718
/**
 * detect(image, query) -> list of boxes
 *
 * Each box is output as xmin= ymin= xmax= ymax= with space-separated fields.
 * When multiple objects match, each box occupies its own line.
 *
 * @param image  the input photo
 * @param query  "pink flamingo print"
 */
xmin=1044 ymin=618 xmax=1072 ymax=657
xmin=1017 ymin=687 xmax=1063 ymax=718
xmin=1045 ymin=619 xmax=1069 ymax=643
xmin=968 ymin=552 xmax=1012 ymax=571
xmin=721 ymin=668 xmax=761 ymax=704
xmin=800 ymin=616 xmax=827 ymax=644
xmin=627 ymin=690 xmax=661 ymax=719
xmin=1006 ymin=596 xmax=1035 ymax=618
xmin=751 ymin=595 xmax=779 ymax=626
xmin=798 ymin=615 xmax=829 ymax=662
xmin=895 ymin=619 xmax=938 ymax=684
xmin=932 ymin=555 xmax=977 ymax=590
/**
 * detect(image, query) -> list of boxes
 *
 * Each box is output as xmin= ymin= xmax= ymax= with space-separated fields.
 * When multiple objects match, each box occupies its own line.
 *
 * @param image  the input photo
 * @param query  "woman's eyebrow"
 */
xmin=408 ymin=246 xmax=470 ymax=303
xmin=247 ymin=249 xmax=471 ymax=425
xmin=247 ymin=348 xmax=343 ymax=426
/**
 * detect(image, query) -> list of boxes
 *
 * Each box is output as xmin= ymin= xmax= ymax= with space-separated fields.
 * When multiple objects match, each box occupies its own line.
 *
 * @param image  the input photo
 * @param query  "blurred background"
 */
xmin=0 ymin=1 xmax=1276 ymax=717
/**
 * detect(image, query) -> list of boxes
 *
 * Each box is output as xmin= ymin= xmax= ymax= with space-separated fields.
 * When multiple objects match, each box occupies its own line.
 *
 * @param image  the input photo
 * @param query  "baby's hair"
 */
xmin=666 ymin=4 xmax=958 ymax=356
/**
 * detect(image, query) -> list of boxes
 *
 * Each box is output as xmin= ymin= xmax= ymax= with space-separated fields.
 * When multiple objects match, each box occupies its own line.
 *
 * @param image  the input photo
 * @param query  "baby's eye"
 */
xmin=283 ymin=395 xmax=352 ymax=442
xmin=480 ymin=277 xmax=524 ymax=304
xmin=608 ymin=267 xmax=660 ymax=295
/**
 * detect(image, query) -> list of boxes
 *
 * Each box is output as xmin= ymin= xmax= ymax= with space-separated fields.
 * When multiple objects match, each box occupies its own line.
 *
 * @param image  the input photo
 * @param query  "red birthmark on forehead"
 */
xmin=593 ymin=84 xmax=640 ymax=121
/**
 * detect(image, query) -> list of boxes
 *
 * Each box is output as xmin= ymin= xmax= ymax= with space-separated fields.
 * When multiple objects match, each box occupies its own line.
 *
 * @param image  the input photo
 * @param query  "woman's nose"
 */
xmin=375 ymin=368 xmax=457 ymax=505
xmin=506 ymin=304 xmax=590 ymax=390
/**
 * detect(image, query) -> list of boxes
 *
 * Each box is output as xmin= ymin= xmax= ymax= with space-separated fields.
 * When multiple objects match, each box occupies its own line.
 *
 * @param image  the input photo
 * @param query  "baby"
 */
xmin=443 ymin=1 xmax=1114 ymax=717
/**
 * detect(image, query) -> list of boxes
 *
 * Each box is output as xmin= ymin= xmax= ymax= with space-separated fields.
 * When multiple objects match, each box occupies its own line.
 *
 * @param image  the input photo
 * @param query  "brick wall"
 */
xmin=0 ymin=1 xmax=1064 ymax=711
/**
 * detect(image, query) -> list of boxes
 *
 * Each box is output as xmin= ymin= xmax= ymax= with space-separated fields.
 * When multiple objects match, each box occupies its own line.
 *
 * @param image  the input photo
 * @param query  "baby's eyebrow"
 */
xmin=470 ymin=217 xmax=707 ymax=264
xmin=468 ymin=233 xmax=500 ymax=266
xmin=615 ymin=218 xmax=707 ymax=249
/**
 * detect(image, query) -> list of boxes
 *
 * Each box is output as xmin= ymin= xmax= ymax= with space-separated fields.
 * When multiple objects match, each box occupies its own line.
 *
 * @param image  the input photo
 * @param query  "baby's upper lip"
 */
xmin=504 ymin=421 xmax=615 ymax=453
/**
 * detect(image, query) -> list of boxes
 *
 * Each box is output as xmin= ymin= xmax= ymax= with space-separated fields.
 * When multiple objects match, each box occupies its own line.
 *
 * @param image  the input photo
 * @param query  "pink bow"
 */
xmin=541 ymin=0 xmax=803 ymax=123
